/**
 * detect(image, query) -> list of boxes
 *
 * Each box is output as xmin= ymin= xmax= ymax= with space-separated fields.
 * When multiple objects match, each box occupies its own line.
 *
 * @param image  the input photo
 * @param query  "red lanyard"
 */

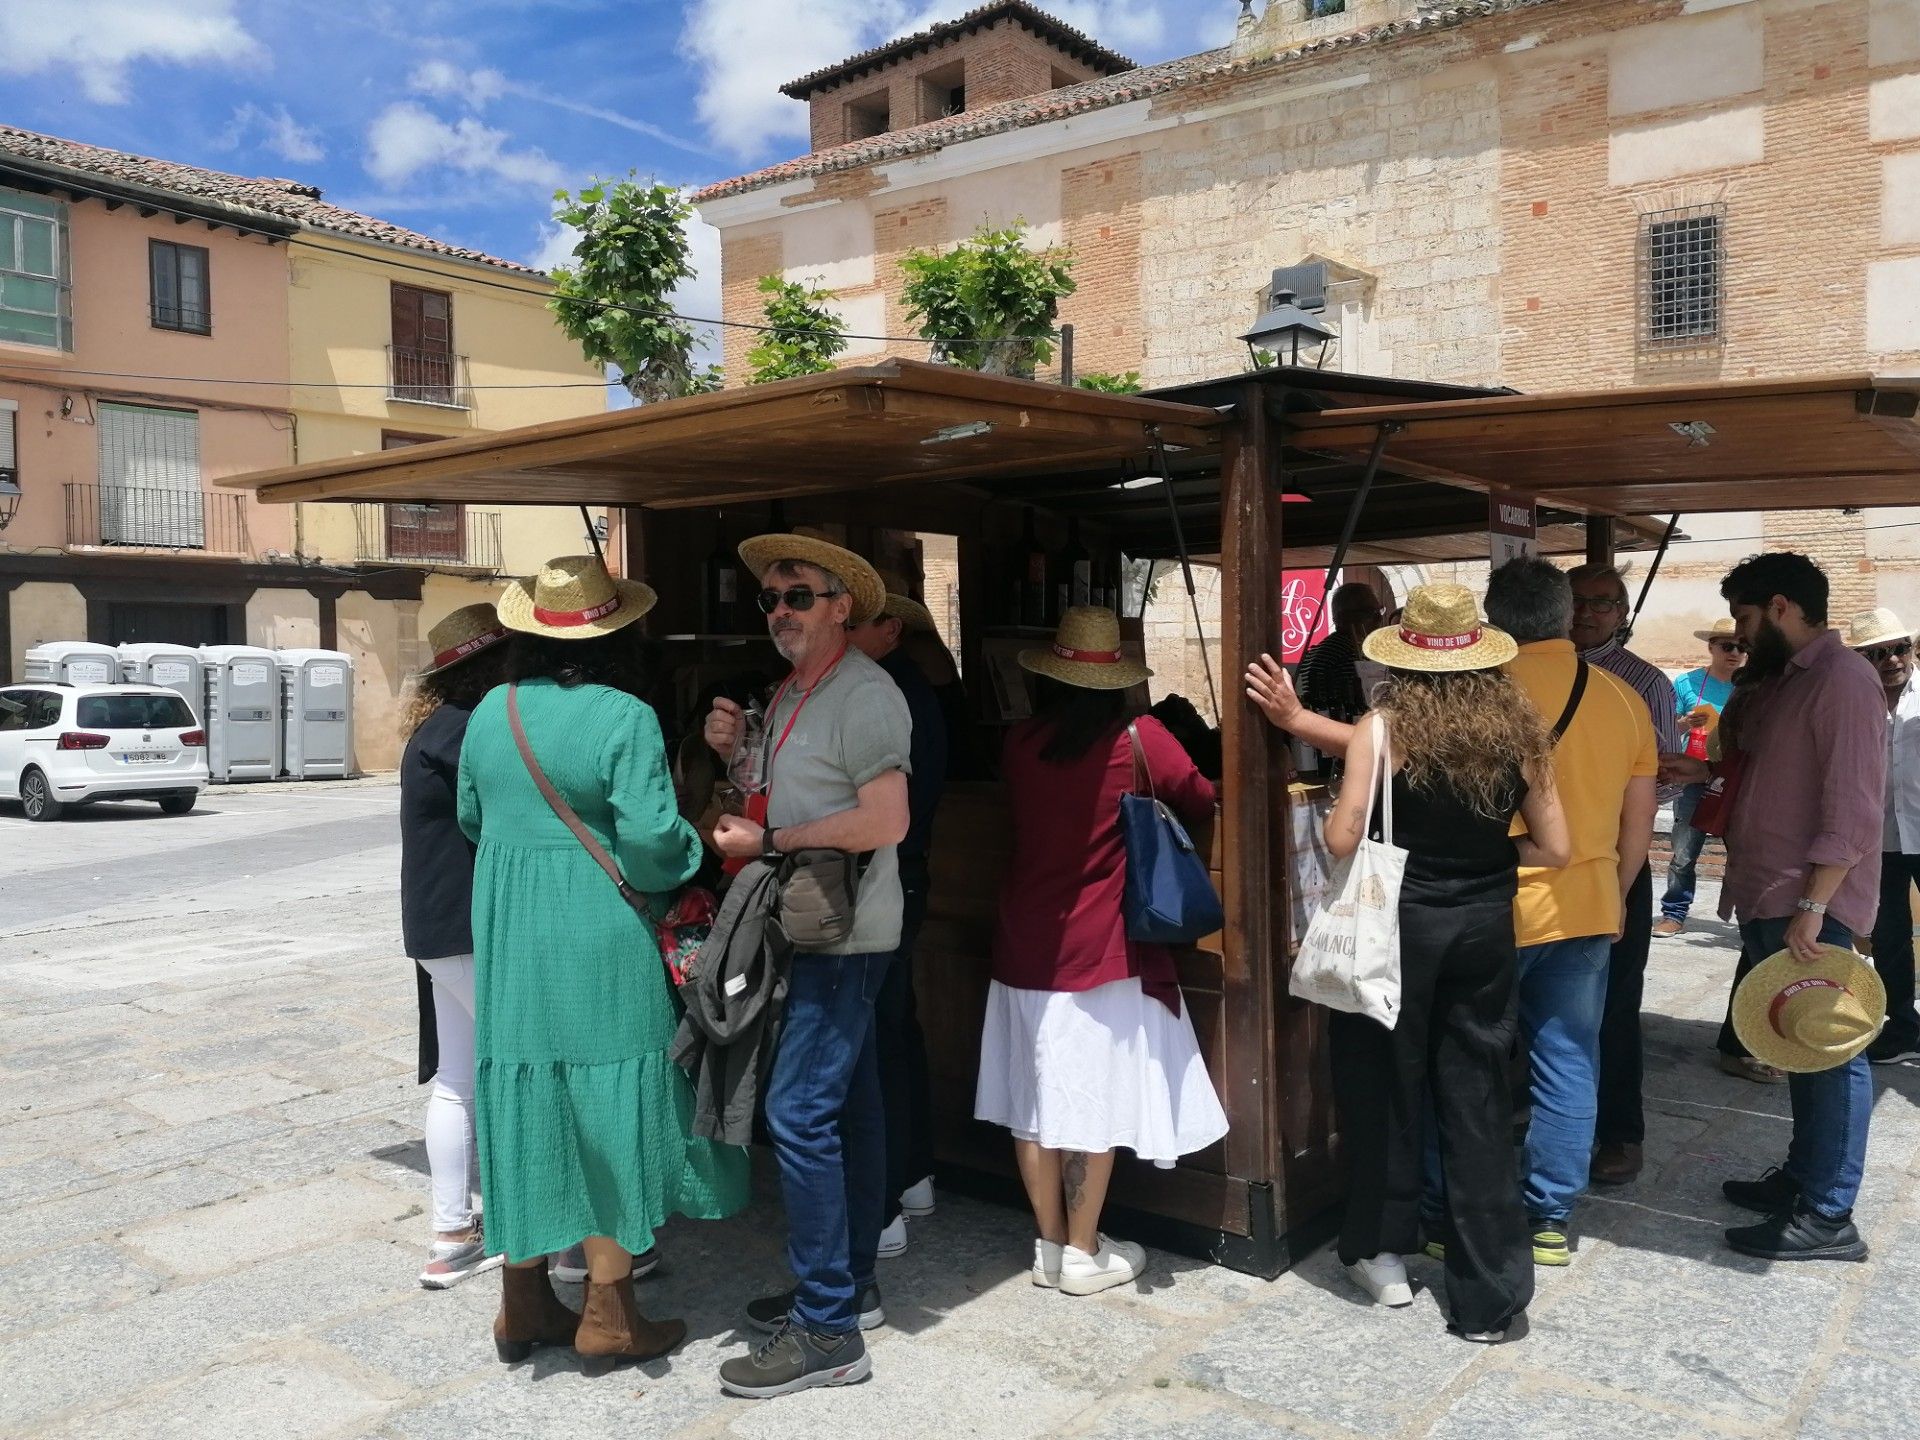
xmin=725 ymin=649 xmax=846 ymax=874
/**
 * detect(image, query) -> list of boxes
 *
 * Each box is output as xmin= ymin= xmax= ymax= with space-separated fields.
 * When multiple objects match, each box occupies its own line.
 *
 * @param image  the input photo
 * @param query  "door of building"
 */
xmin=107 ymin=602 xmax=228 ymax=647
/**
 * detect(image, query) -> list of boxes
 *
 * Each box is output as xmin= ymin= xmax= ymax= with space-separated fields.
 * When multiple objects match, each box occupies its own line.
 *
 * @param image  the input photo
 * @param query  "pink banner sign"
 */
xmin=1279 ymin=569 xmax=1336 ymax=663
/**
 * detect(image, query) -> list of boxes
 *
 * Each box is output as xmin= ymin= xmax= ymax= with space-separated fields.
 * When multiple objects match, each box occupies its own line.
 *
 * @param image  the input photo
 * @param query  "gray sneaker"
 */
xmin=719 ymin=1323 xmax=871 ymax=1398
xmin=746 ymin=1281 xmax=884 ymax=1333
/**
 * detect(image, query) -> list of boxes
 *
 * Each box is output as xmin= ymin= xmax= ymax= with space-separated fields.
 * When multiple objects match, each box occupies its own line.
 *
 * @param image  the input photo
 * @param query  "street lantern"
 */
xmin=1239 ymin=289 xmax=1338 ymax=370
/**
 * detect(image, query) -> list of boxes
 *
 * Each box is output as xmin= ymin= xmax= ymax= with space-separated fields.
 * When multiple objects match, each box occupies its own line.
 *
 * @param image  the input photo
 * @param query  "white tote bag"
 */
xmin=1288 ymin=714 xmax=1408 ymax=1028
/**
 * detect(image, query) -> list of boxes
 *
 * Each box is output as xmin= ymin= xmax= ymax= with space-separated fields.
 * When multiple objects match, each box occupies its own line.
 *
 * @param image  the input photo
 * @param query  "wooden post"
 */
xmin=1585 ymin=515 xmax=1615 ymax=566
xmin=1218 ymin=386 xmax=1284 ymax=1197
xmin=1059 ymin=324 xmax=1075 ymax=388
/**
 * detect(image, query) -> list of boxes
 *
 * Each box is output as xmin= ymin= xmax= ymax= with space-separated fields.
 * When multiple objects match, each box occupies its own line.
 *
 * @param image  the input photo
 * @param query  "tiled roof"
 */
xmin=780 ymin=2 xmax=1135 ymax=101
xmin=699 ymin=0 xmax=1547 ymax=205
xmin=0 ymin=125 xmax=541 ymax=276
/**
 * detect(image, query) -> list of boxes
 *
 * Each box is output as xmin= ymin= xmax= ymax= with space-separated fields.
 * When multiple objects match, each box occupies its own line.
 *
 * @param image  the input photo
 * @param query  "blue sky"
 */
xmin=0 ymin=0 xmax=1237 ymax=332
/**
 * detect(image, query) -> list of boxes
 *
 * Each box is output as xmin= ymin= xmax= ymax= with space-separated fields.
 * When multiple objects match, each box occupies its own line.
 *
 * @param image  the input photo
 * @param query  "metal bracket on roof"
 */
xmin=1306 ymin=421 xmax=1402 ymax=638
xmin=1627 ymin=514 xmax=1682 ymax=637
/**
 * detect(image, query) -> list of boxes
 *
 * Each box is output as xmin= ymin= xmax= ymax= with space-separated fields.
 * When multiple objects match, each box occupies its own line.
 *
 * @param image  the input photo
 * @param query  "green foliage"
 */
xmin=546 ymin=175 xmax=711 ymax=403
xmin=1076 ymin=371 xmax=1143 ymax=394
xmin=745 ymin=275 xmax=849 ymax=384
xmin=898 ymin=224 xmax=1076 ymax=376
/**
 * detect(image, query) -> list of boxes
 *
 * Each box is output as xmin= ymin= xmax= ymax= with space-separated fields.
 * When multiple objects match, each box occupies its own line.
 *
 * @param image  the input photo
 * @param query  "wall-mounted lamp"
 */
xmin=1239 ymin=289 xmax=1338 ymax=370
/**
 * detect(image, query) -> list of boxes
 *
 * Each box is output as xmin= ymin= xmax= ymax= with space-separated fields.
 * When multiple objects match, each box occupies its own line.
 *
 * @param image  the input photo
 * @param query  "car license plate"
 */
xmin=121 ymin=752 xmax=168 ymax=764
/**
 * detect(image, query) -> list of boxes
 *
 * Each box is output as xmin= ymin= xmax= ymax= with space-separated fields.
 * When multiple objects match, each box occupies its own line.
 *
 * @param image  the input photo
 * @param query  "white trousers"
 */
xmin=419 ymin=954 xmax=478 ymax=1233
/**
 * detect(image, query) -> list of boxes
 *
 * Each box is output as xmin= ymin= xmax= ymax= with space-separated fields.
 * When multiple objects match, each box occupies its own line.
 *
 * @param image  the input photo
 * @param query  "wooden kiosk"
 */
xmin=223 ymin=361 xmax=1920 ymax=1277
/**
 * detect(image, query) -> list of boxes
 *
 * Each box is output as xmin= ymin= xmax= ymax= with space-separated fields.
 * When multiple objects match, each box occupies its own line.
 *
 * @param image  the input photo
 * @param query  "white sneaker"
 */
xmin=1057 ymin=1235 xmax=1145 ymax=1296
xmin=877 ymin=1214 xmax=909 ymax=1259
xmin=1031 ymin=1238 xmax=1063 ymax=1289
xmin=419 ymin=1231 xmax=503 ymax=1290
xmin=549 ymin=1244 xmax=659 ymax=1284
xmin=900 ymin=1176 xmax=936 ymax=1217
xmin=1347 ymin=1253 xmax=1414 ymax=1307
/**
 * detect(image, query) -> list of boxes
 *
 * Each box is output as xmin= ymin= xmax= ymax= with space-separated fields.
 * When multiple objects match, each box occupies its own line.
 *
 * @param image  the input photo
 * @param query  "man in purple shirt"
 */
xmin=1709 ymin=553 xmax=1885 ymax=1262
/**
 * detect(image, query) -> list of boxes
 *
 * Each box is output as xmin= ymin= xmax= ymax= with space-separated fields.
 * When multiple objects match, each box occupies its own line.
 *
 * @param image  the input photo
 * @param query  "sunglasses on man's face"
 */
xmin=1571 ymin=595 xmax=1623 ymax=613
xmin=1863 ymin=641 xmax=1914 ymax=664
xmin=755 ymin=585 xmax=844 ymax=616
xmin=1710 ymin=640 xmax=1747 ymax=655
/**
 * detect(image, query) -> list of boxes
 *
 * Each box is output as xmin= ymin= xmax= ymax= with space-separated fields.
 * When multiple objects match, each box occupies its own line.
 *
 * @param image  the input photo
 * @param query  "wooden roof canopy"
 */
xmin=220 ymin=361 xmax=1920 ymax=557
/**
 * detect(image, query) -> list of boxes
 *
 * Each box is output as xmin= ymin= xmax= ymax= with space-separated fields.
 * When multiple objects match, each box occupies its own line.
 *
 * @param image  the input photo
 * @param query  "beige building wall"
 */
xmin=244 ymin=589 xmax=321 ymax=650
xmin=7 ymin=582 xmax=86 ymax=676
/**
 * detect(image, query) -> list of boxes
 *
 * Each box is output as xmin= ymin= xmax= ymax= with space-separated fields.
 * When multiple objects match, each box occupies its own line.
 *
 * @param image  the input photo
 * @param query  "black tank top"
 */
xmin=1380 ymin=763 xmax=1527 ymax=906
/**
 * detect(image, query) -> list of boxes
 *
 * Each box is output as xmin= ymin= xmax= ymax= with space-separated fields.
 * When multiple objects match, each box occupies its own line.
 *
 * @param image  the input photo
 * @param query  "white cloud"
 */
xmin=679 ymin=0 xmax=1231 ymax=160
xmin=219 ymin=103 xmax=326 ymax=165
xmin=409 ymin=58 xmax=509 ymax=107
xmin=363 ymin=101 xmax=564 ymax=190
xmin=0 ymin=0 xmax=266 ymax=105
xmin=528 ymin=221 xmax=579 ymax=274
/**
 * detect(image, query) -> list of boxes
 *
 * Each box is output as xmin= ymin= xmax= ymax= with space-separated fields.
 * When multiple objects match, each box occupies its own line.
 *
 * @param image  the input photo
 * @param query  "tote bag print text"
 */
xmin=1289 ymin=715 xmax=1407 ymax=1027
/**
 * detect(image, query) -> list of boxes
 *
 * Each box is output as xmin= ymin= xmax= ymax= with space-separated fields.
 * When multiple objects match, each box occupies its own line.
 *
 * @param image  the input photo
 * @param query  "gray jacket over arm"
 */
xmin=671 ymin=859 xmax=789 ymax=1145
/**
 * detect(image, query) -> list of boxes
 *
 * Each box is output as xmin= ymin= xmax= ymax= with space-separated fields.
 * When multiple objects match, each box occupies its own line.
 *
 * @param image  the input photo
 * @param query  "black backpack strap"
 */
xmin=1551 ymin=659 xmax=1590 ymax=744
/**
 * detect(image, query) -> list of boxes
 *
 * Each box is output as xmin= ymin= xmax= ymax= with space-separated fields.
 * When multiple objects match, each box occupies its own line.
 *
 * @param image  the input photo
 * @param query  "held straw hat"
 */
xmin=1693 ymin=616 xmax=1740 ymax=643
xmin=1733 ymin=945 xmax=1885 ymax=1073
xmin=1017 ymin=606 xmax=1152 ymax=691
xmin=1845 ymin=607 xmax=1915 ymax=651
xmin=737 ymin=532 xmax=887 ymax=625
xmin=418 ymin=602 xmax=510 ymax=678
xmin=875 ymin=567 xmax=937 ymax=633
xmin=1360 ymin=583 xmax=1518 ymax=673
xmin=498 ymin=555 xmax=656 ymax=640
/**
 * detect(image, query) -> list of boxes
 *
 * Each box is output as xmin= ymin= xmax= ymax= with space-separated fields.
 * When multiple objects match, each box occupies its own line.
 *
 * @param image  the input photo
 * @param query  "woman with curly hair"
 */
xmin=1249 ymin=583 xmax=1569 ymax=1342
xmin=400 ymin=602 xmax=512 ymax=1289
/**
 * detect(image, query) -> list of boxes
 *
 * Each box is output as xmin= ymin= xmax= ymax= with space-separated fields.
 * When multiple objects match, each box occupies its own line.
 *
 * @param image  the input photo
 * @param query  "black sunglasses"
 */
xmin=1710 ymin=640 xmax=1747 ymax=654
xmin=755 ymin=585 xmax=844 ymax=616
xmin=1863 ymin=641 xmax=1914 ymax=664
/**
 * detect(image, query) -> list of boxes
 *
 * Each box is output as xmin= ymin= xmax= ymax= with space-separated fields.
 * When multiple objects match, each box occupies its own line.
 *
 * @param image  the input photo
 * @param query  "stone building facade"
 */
xmin=696 ymin=0 xmax=1920 ymax=680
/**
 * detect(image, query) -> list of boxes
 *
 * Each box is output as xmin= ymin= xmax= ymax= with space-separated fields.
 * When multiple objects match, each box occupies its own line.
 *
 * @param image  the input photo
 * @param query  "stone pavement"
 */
xmin=2 ymin=783 xmax=1917 ymax=1439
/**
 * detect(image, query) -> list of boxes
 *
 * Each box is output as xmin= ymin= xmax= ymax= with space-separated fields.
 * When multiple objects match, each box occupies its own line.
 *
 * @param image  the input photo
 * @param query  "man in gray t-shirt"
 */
xmin=704 ymin=534 xmax=910 ymax=1399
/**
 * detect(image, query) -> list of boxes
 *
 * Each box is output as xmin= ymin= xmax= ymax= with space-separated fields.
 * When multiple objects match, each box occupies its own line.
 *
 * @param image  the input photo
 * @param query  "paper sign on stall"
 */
xmin=1490 ymin=491 xmax=1539 ymax=566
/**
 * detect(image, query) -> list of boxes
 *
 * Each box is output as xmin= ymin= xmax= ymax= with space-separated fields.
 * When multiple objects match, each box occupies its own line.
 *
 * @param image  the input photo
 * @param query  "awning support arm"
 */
xmin=1306 ymin=421 xmax=1401 ymax=639
xmin=581 ymin=505 xmax=607 ymax=572
xmin=1147 ymin=425 xmax=1219 ymax=722
xmin=1629 ymin=513 xmax=1682 ymax=634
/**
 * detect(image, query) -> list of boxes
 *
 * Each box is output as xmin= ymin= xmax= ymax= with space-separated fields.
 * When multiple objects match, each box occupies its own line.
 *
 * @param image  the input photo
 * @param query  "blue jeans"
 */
xmin=1519 ymin=935 xmax=1611 ymax=1225
xmin=1661 ymin=785 xmax=1710 ymax=922
xmin=764 ymin=951 xmax=890 ymax=1335
xmin=1739 ymin=915 xmax=1872 ymax=1219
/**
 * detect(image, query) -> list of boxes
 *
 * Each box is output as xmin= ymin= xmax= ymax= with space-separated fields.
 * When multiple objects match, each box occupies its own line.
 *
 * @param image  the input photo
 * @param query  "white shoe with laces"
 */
xmin=419 ymin=1227 xmax=503 ymax=1290
xmin=1347 ymin=1253 xmax=1414 ymax=1307
xmin=900 ymin=1177 xmax=936 ymax=1217
xmin=1031 ymin=1238 xmax=1064 ymax=1288
xmin=877 ymin=1214 xmax=909 ymax=1259
xmin=1057 ymin=1235 xmax=1145 ymax=1295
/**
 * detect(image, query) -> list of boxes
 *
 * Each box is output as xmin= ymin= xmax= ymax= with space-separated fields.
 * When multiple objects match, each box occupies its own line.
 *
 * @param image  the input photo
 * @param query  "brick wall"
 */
xmin=873 ymin=196 xmax=951 ymax=362
xmin=1060 ymin=153 xmax=1145 ymax=379
xmin=719 ymin=232 xmax=781 ymax=392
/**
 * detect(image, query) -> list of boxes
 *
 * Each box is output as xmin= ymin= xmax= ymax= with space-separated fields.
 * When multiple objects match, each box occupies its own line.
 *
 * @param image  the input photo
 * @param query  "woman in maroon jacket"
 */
xmin=975 ymin=607 xmax=1228 ymax=1296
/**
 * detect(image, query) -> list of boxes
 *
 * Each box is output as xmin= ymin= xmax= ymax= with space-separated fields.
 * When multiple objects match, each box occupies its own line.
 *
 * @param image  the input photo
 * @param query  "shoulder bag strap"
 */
xmin=1126 ymin=721 xmax=1155 ymax=801
xmin=506 ymin=684 xmax=652 ymax=919
xmin=1372 ymin=713 xmax=1394 ymax=847
xmin=1550 ymin=659 xmax=1590 ymax=744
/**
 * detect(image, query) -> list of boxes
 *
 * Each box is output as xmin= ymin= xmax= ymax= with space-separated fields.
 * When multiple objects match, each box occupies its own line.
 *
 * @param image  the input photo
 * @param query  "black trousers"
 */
xmin=878 ymin=885 xmax=935 ymax=1226
xmin=1595 ymin=864 xmax=1654 ymax=1146
xmin=1331 ymin=892 xmax=1534 ymax=1335
xmin=1869 ymin=852 xmax=1920 ymax=1049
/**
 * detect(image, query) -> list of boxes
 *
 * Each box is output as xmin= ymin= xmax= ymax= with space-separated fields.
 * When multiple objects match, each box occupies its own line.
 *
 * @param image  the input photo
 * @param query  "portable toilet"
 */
xmin=24 ymin=641 xmax=121 ymax=687
xmin=276 ymin=648 xmax=354 ymax=780
xmin=117 ymin=644 xmax=205 ymax=721
xmin=197 ymin=645 xmax=283 ymax=782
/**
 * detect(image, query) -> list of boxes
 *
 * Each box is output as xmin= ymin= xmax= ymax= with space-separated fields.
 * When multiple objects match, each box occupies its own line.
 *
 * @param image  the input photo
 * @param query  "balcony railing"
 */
xmin=352 ymin=503 xmax=502 ymax=572
xmin=387 ymin=345 xmax=474 ymax=409
xmin=65 ymin=483 xmax=250 ymax=555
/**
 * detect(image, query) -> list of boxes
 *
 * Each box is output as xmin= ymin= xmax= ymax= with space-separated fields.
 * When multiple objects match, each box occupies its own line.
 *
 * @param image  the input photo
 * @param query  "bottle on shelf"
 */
xmin=702 ymin=512 xmax=740 ymax=634
xmin=1021 ymin=508 xmax=1049 ymax=628
xmin=1060 ymin=520 xmax=1092 ymax=614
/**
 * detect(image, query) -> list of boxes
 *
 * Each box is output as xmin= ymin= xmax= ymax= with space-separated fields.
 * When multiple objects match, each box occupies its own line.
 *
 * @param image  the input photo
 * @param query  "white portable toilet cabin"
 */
xmin=116 ymin=644 xmax=205 ymax=721
xmin=197 ymin=645 xmax=283 ymax=782
xmin=24 ymin=641 xmax=122 ymax=687
xmin=276 ymin=648 xmax=354 ymax=780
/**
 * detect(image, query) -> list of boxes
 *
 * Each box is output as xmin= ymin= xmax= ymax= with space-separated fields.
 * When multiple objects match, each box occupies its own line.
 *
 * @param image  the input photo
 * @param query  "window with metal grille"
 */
xmin=1640 ymin=205 xmax=1725 ymax=349
xmin=97 ymin=403 xmax=203 ymax=548
xmin=150 ymin=240 xmax=212 ymax=333
xmin=0 ymin=188 xmax=72 ymax=350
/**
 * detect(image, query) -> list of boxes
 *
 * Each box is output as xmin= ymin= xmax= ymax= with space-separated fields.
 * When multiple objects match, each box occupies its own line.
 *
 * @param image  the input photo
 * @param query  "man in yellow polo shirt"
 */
xmin=1482 ymin=558 xmax=1658 ymax=1266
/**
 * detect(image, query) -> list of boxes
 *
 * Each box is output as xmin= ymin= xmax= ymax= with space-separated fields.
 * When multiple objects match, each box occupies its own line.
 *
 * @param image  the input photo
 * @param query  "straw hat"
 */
xmin=876 ymin=567 xmax=937 ymax=633
xmin=1692 ymin=616 xmax=1740 ymax=643
xmin=1732 ymin=945 xmax=1885 ymax=1074
xmin=498 ymin=555 xmax=656 ymax=640
xmin=1360 ymin=583 xmax=1518 ymax=672
xmin=737 ymin=532 xmax=886 ymax=625
xmin=1846 ymin=607 xmax=1914 ymax=651
xmin=1018 ymin=606 xmax=1151 ymax=691
xmin=419 ymin=602 xmax=509 ymax=678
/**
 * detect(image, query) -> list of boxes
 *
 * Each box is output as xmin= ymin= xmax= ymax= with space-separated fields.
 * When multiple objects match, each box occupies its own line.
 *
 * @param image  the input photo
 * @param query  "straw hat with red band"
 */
xmin=498 ymin=555 xmax=656 ymax=640
xmin=419 ymin=602 xmax=510 ymax=678
xmin=1732 ymin=944 xmax=1885 ymax=1073
xmin=1017 ymin=605 xmax=1151 ymax=691
xmin=1693 ymin=616 xmax=1741 ymax=643
xmin=737 ymin=531 xmax=886 ymax=625
xmin=1360 ymin=582 xmax=1518 ymax=673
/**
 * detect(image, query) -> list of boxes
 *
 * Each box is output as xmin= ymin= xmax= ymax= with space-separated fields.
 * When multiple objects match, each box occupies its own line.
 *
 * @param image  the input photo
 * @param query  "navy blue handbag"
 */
xmin=1120 ymin=723 xmax=1224 ymax=944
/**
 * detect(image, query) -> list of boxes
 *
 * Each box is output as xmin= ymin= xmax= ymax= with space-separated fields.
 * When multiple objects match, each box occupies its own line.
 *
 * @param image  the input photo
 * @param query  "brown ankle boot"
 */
xmin=494 ymin=1264 xmax=580 ymax=1363
xmin=575 ymin=1276 xmax=687 ymax=1374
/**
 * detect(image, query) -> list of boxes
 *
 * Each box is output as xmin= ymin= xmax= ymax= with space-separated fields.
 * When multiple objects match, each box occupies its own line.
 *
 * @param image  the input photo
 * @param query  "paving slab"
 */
xmin=45 ymin=1356 xmax=390 ymax=1440
xmin=125 ymin=1072 xmax=318 ymax=1126
xmin=123 ymin=1172 xmax=419 ymax=1278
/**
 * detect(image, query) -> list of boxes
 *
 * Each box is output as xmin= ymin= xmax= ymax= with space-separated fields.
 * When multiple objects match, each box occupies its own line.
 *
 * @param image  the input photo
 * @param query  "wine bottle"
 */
xmin=1063 ymin=520 xmax=1092 ymax=611
xmin=703 ymin=513 xmax=739 ymax=633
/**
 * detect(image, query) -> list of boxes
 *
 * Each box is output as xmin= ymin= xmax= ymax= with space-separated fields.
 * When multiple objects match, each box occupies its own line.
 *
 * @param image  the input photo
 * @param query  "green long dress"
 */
xmin=457 ymin=677 xmax=749 ymax=1261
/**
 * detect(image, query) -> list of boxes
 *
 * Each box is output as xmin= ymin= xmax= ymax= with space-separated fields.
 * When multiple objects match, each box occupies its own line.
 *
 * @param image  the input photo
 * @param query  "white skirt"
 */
xmin=973 ymin=977 xmax=1230 ymax=1168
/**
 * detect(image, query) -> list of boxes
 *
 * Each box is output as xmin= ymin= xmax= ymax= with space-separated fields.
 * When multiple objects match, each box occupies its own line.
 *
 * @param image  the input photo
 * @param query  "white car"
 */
xmin=0 ymin=683 xmax=210 ymax=821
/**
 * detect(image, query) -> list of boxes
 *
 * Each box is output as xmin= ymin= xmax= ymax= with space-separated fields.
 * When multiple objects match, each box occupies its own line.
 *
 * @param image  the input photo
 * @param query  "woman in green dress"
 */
xmin=459 ymin=555 xmax=749 ymax=1370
